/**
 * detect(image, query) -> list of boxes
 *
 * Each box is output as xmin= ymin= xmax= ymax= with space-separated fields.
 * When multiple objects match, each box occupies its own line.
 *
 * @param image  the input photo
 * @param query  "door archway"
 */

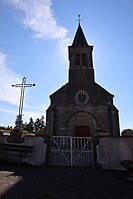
xmin=68 ymin=112 xmax=96 ymax=137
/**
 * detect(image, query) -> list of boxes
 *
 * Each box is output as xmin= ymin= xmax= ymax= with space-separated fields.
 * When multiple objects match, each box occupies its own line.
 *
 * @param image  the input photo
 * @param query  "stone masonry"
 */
xmin=46 ymin=23 xmax=120 ymax=138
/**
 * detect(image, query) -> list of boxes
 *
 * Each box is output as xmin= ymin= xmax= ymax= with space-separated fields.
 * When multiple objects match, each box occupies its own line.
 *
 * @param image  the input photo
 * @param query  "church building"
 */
xmin=46 ymin=23 xmax=120 ymax=138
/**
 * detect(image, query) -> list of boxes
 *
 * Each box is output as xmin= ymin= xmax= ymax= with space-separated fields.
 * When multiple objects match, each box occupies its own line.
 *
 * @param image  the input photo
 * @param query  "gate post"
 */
xmin=92 ymin=137 xmax=100 ymax=168
xmin=70 ymin=137 xmax=73 ymax=167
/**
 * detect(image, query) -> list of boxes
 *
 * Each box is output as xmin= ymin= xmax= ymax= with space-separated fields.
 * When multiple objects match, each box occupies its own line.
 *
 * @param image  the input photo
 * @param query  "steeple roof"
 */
xmin=72 ymin=24 xmax=88 ymax=46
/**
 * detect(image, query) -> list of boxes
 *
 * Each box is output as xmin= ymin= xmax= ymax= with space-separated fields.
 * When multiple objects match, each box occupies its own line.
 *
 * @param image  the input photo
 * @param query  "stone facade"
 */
xmin=46 ymin=23 xmax=120 ymax=137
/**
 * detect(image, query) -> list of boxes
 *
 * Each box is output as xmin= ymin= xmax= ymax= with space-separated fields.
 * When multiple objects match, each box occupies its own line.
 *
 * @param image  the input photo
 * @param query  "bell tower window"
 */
xmin=74 ymin=53 xmax=87 ymax=67
xmin=82 ymin=53 xmax=87 ymax=66
xmin=75 ymin=53 xmax=80 ymax=65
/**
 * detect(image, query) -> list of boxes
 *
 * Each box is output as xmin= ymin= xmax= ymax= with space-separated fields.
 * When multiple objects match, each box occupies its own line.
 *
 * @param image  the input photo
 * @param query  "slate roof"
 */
xmin=72 ymin=24 xmax=88 ymax=46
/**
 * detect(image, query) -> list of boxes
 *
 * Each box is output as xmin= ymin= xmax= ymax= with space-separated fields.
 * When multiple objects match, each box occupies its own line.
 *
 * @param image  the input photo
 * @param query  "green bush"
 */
xmin=121 ymin=129 xmax=133 ymax=137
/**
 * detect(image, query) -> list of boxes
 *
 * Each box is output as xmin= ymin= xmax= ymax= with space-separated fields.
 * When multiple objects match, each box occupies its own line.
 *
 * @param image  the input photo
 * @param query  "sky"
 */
xmin=0 ymin=0 xmax=133 ymax=132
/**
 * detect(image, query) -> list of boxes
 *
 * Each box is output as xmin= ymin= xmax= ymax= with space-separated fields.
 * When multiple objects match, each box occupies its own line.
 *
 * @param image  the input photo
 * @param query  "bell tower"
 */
xmin=68 ymin=23 xmax=95 ymax=84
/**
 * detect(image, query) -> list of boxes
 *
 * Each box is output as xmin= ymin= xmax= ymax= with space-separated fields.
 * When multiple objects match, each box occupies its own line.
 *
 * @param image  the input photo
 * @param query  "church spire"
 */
xmin=72 ymin=22 xmax=88 ymax=46
xmin=68 ymin=20 xmax=94 ymax=84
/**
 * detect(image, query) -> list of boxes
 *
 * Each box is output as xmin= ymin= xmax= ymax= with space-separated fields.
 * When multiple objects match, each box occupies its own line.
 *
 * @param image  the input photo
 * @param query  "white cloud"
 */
xmin=0 ymin=52 xmax=22 ymax=105
xmin=0 ymin=107 xmax=16 ymax=115
xmin=7 ymin=0 xmax=68 ymax=40
xmin=57 ymin=37 xmax=71 ymax=61
xmin=6 ymin=0 xmax=71 ymax=59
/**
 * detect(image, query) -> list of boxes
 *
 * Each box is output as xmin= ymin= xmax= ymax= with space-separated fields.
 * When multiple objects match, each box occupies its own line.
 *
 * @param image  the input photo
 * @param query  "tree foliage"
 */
xmin=15 ymin=115 xmax=23 ymax=129
xmin=22 ymin=115 xmax=46 ymax=133
xmin=121 ymin=129 xmax=133 ymax=137
xmin=0 ymin=115 xmax=46 ymax=134
xmin=34 ymin=115 xmax=45 ymax=131
xmin=23 ymin=117 xmax=34 ymax=133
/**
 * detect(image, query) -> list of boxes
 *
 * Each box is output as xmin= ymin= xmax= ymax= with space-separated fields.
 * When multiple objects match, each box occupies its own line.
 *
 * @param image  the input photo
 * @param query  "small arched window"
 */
xmin=75 ymin=53 xmax=80 ymax=65
xmin=82 ymin=53 xmax=87 ymax=66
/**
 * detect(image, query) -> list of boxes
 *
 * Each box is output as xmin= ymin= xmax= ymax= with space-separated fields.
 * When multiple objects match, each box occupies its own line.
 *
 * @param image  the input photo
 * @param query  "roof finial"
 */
xmin=78 ymin=14 xmax=81 ymax=25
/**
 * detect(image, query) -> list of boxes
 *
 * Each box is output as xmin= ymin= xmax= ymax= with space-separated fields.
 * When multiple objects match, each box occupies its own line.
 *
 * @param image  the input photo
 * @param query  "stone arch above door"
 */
xmin=68 ymin=112 xmax=97 ymax=137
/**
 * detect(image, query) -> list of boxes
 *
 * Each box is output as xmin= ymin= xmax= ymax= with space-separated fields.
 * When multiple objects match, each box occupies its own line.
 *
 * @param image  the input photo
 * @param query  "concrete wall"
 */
xmin=0 ymin=135 xmax=47 ymax=166
xmin=97 ymin=137 xmax=133 ymax=170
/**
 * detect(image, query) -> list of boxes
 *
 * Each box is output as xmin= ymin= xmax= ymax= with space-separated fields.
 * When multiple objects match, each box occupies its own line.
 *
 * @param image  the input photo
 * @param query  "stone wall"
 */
xmin=0 ymin=135 xmax=47 ymax=166
xmin=97 ymin=137 xmax=133 ymax=170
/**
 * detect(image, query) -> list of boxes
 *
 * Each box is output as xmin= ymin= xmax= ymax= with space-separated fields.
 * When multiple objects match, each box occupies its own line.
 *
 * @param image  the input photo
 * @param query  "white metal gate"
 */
xmin=50 ymin=136 xmax=93 ymax=167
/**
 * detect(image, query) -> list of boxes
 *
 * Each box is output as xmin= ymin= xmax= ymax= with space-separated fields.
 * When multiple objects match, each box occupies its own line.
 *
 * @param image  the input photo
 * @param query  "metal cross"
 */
xmin=12 ymin=77 xmax=35 ymax=117
xmin=77 ymin=14 xmax=82 ymax=24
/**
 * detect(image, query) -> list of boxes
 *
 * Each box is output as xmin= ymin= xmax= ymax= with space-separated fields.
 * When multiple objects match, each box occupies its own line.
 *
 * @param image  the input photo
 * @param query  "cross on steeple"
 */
xmin=78 ymin=14 xmax=81 ymax=24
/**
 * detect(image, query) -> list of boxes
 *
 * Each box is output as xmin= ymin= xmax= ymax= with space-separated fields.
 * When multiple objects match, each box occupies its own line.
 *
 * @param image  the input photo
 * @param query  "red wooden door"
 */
xmin=75 ymin=126 xmax=90 ymax=137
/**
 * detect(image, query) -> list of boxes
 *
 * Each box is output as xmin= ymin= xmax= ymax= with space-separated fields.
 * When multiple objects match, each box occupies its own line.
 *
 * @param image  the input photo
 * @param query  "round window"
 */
xmin=75 ymin=90 xmax=89 ymax=104
xmin=78 ymin=93 xmax=86 ymax=102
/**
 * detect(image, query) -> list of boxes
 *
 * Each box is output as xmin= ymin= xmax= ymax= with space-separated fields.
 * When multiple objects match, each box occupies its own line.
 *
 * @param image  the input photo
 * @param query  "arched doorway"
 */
xmin=68 ymin=112 xmax=96 ymax=137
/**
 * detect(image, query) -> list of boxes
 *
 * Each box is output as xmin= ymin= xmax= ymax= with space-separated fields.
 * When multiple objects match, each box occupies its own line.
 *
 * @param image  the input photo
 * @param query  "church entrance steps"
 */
xmin=50 ymin=136 xmax=93 ymax=167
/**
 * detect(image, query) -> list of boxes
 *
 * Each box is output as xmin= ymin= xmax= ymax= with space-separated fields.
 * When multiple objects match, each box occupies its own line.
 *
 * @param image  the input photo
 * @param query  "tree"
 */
xmin=40 ymin=115 xmax=45 ymax=130
xmin=34 ymin=115 xmax=45 ymax=131
xmin=121 ymin=129 xmax=133 ymax=137
xmin=28 ymin=117 xmax=34 ymax=133
xmin=34 ymin=118 xmax=40 ymax=130
xmin=22 ymin=118 xmax=34 ymax=133
xmin=15 ymin=115 xmax=23 ymax=129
